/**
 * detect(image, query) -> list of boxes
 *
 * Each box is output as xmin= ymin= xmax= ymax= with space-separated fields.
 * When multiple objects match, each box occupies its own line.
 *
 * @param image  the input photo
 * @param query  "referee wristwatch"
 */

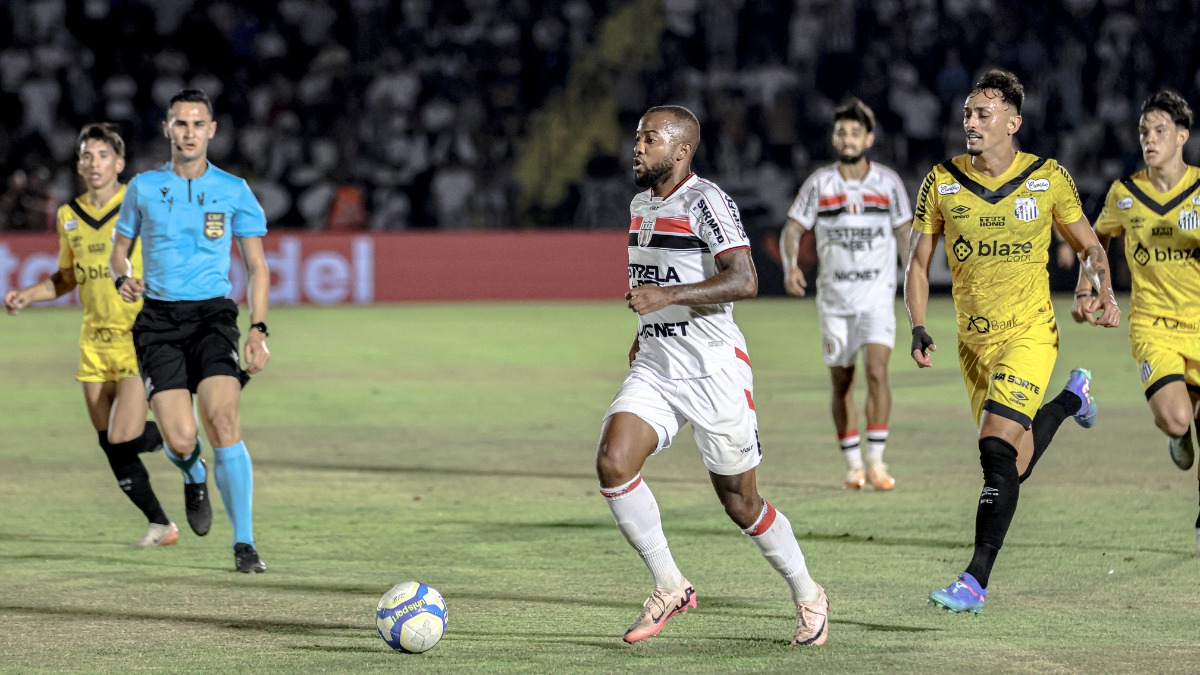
xmin=250 ymin=322 xmax=269 ymax=337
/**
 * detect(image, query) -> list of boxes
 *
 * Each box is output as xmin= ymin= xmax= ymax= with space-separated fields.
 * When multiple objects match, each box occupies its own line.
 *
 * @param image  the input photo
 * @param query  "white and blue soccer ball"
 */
xmin=376 ymin=581 xmax=448 ymax=653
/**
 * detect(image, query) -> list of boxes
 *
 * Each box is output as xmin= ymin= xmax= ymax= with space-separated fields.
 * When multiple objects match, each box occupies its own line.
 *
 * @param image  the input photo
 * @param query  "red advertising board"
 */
xmin=0 ymin=231 xmax=631 ymax=304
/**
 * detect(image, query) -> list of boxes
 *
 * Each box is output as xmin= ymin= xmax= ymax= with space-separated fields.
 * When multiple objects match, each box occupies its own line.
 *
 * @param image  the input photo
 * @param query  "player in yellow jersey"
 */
xmin=904 ymin=70 xmax=1121 ymax=613
xmin=4 ymin=124 xmax=182 ymax=547
xmin=1073 ymin=90 xmax=1200 ymax=555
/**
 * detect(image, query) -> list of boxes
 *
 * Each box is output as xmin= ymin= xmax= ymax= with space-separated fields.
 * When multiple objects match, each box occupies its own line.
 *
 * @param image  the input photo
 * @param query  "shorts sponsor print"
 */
xmin=957 ymin=318 xmax=1059 ymax=428
xmin=604 ymin=357 xmax=761 ymax=476
xmin=76 ymin=341 xmax=140 ymax=383
xmin=1130 ymin=323 xmax=1200 ymax=399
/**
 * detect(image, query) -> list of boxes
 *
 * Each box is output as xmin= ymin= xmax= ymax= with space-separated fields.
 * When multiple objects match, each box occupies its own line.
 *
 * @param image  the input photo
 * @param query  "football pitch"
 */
xmin=1 ymin=296 xmax=1197 ymax=673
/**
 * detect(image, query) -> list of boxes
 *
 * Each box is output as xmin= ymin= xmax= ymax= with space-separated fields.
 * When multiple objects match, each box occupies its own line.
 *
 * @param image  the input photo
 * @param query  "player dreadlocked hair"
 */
xmin=645 ymin=105 xmax=701 ymax=152
xmin=168 ymin=88 xmax=214 ymax=118
xmin=971 ymin=69 xmax=1024 ymax=114
xmin=77 ymin=123 xmax=125 ymax=158
xmin=833 ymin=98 xmax=875 ymax=134
xmin=1141 ymin=90 xmax=1193 ymax=129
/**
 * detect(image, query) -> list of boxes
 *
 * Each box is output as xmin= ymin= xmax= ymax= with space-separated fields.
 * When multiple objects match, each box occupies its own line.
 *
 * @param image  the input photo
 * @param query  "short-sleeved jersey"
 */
xmin=787 ymin=162 xmax=912 ymax=314
xmin=913 ymin=152 xmax=1084 ymax=343
xmin=115 ymin=161 xmax=267 ymax=302
xmin=55 ymin=186 xmax=142 ymax=333
xmin=1094 ymin=166 xmax=1200 ymax=332
xmin=627 ymin=173 xmax=752 ymax=379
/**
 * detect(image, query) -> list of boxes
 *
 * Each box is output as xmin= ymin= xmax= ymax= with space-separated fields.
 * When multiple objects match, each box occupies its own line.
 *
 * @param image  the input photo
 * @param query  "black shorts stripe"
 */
xmin=1145 ymin=373 xmax=1186 ymax=401
xmin=983 ymin=399 xmax=1033 ymax=429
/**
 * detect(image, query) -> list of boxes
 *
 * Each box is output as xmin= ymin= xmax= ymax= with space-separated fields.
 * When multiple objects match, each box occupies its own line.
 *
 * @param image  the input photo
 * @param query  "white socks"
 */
xmin=865 ymin=424 xmax=888 ymax=466
xmin=840 ymin=431 xmax=863 ymax=470
xmin=742 ymin=499 xmax=819 ymax=603
xmin=601 ymin=474 xmax=682 ymax=590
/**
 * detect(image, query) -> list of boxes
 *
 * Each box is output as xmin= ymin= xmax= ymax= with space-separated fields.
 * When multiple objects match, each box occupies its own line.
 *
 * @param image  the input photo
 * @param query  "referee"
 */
xmin=109 ymin=89 xmax=271 ymax=573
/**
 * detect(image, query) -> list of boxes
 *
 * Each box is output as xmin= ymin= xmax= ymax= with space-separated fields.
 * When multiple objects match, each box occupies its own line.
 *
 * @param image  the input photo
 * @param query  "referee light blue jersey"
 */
xmin=116 ymin=162 xmax=267 ymax=301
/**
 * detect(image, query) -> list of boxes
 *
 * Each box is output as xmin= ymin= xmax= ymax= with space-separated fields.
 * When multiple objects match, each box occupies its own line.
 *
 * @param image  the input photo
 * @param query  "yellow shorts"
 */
xmin=957 ymin=318 xmax=1059 ymax=428
xmin=77 ymin=326 xmax=140 ymax=383
xmin=1130 ymin=323 xmax=1200 ymax=400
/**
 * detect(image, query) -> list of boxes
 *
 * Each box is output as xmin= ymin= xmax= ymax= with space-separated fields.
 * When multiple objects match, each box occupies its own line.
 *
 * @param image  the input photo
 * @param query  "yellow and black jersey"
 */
xmin=55 ymin=186 xmax=143 ymax=334
xmin=1094 ymin=166 xmax=1200 ymax=333
xmin=913 ymin=152 xmax=1084 ymax=343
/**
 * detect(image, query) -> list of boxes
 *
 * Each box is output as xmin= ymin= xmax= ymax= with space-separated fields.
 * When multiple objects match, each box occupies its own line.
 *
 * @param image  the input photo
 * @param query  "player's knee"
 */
xmin=1154 ymin=411 xmax=1192 ymax=439
xmin=719 ymin=491 xmax=761 ymax=530
xmin=203 ymin=409 xmax=241 ymax=447
xmin=162 ymin=431 xmax=196 ymax=458
xmin=978 ymin=436 xmax=1018 ymax=480
xmin=865 ymin=362 xmax=888 ymax=387
xmin=595 ymin=439 xmax=644 ymax=486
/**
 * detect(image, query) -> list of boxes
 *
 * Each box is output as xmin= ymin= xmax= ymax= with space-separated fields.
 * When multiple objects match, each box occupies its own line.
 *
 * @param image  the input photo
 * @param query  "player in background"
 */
xmin=905 ymin=70 xmax=1120 ymax=613
xmin=109 ymin=89 xmax=271 ymax=573
xmin=1073 ymin=90 xmax=1200 ymax=555
xmin=597 ymin=105 xmax=828 ymax=646
xmin=781 ymin=98 xmax=912 ymax=491
xmin=4 ymin=124 xmax=179 ymax=548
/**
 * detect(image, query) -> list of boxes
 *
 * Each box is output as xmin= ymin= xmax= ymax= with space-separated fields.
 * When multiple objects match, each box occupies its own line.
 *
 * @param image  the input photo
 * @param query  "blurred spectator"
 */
xmin=2 ymin=0 xmax=1200 ymax=233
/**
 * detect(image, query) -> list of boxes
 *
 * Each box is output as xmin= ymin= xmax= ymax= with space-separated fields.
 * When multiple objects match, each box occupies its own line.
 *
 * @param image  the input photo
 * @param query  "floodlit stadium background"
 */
xmin=2 ymin=0 xmax=1198 ymax=296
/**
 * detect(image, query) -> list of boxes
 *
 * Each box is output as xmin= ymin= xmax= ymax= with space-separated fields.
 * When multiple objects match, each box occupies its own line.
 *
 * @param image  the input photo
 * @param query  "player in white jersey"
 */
xmin=596 ymin=105 xmax=828 ymax=648
xmin=781 ymin=99 xmax=912 ymax=491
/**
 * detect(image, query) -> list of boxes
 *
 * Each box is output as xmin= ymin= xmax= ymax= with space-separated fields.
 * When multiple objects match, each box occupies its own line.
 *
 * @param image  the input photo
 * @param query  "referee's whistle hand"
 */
xmin=244 ymin=334 xmax=270 ymax=374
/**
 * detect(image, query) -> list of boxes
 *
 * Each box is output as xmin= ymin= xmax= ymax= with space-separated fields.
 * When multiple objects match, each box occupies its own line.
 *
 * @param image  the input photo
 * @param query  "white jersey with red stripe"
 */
xmin=788 ymin=162 xmax=912 ymax=315
xmin=627 ymin=173 xmax=752 ymax=380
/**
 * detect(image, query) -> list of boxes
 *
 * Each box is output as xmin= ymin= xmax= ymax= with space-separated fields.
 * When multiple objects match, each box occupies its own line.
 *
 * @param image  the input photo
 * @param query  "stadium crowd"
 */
xmin=2 ymin=0 xmax=1200 ymax=232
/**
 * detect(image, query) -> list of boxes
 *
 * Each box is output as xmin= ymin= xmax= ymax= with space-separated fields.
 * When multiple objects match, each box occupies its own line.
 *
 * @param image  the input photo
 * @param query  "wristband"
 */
xmin=1074 ymin=290 xmax=1098 ymax=298
xmin=114 ymin=275 xmax=128 ymax=290
xmin=911 ymin=325 xmax=934 ymax=356
xmin=250 ymin=322 xmax=269 ymax=337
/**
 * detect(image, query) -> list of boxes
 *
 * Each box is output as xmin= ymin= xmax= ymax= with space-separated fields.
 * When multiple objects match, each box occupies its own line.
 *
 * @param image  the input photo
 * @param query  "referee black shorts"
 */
xmin=133 ymin=297 xmax=250 ymax=398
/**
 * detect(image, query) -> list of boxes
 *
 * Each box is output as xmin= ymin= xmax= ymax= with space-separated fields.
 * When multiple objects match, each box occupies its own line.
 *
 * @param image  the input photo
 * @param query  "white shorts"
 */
xmin=604 ymin=357 xmax=762 ymax=476
xmin=819 ymin=306 xmax=896 ymax=368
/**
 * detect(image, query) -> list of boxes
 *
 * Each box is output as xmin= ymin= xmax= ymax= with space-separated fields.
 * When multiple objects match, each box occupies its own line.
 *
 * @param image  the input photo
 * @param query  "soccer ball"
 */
xmin=376 ymin=581 xmax=448 ymax=653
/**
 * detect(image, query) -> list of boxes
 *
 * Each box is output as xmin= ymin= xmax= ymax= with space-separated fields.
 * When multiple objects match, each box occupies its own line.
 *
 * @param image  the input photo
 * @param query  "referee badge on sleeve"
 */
xmin=204 ymin=212 xmax=226 ymax=240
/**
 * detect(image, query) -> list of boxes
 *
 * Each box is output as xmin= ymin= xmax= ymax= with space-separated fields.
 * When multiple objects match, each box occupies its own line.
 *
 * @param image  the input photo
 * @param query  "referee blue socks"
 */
xmin=163 ymin=436 xmax=207 ymax=484
xmin=213 ymin=440 xmax=255 ymax=548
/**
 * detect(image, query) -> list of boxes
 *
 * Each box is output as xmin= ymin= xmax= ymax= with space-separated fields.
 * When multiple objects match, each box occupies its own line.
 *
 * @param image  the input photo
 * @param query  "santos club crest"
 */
xmin=1013 ymin=197 xmax=1039 ymax=223
xmin=204 ymin=212 xmax=226 ymax=240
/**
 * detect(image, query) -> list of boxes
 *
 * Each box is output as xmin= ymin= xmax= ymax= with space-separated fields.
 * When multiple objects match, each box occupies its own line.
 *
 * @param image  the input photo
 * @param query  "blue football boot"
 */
xmin=928 ymin=572 xmax=987 ymax=614
xmin=1064 ymin=368 xmax=1097 ymax=428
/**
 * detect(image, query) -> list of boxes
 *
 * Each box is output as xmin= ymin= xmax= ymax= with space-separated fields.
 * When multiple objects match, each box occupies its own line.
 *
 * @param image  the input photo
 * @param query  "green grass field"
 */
xmin=2 ymin=296 xmax=1198 ymax=673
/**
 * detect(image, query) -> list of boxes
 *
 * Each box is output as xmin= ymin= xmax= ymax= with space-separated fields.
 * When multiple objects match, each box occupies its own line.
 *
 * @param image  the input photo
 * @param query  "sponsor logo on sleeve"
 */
xmin=1025 ymin=178 xmax=1050 ymax=192
xmin=1117 ymin=197 xmax=1134 ymax=210
xmin=938 ymin=183 xmax=961 ymax=195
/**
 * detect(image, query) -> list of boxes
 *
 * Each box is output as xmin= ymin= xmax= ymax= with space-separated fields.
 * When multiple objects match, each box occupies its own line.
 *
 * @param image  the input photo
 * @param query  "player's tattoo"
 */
xmin=1079 ymin=243 xmax=1111 ymax=294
